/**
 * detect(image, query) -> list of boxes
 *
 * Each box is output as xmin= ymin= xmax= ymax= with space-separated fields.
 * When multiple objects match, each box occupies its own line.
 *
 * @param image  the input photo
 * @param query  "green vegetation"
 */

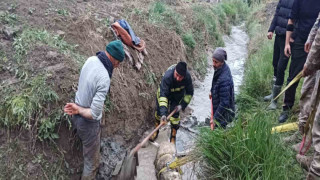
xmin=143 ymin=63 xmax=158 ymax=86
xmin=0 ymin=27 xmax=84 ymax=142
xmin=196 ymin=1 xmax=304 ymax=179
xmin=147 ymin=0 xmax=250 ymax=78
xmin=149 ymin=1 xmax=183 ymax=35
xmin=197 ymin=118 xmax=301 ymax=179
xmin=57 ymin=9 xmax=70 ymax=16
xmin=0 ymin=11 xmax=18 ymax=25
xmin=193 ymin=53 xmax=208 ymax=77
xmin=13 ymin=28 xmax=84 ymax=64
xmin=192 ymin=5 xmax=223 ymax=47
xmin=182 ymin=32 xmax=196 ymax=49
xmin=104 ymin=96 xmax=113 ymax=113
xmin=0 ymin=76 xmax=61 ymax=141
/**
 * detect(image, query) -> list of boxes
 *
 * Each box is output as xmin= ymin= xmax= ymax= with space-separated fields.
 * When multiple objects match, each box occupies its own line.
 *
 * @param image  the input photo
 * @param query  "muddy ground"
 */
xmin=0 ymin=0 xmax=200 ymax=179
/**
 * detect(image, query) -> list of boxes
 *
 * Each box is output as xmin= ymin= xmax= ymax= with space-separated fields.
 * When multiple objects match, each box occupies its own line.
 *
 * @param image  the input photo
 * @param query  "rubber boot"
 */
xmin=170 ymin=128 xmax=177 ymax=144
xmin=296 ymin=154 xmax=313 ymax=171
xmin=263 ymin=77 xmax=276 ymax=102
xmin=149 ymin=121 xmax=160 ymax=142
xmin=267 ymin=85 xmax=282 ymax=110
xmin=279 ymin=110 xmax=289 ymax=123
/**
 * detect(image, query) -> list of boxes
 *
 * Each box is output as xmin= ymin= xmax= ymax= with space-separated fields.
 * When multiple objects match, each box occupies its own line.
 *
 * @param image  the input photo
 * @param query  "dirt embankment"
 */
xmin=0 ymin=0 xmax=192 ymax=178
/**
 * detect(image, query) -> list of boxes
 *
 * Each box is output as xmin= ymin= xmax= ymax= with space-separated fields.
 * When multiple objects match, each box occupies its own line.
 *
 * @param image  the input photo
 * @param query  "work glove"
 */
xmin=160 ymin=115 xmax=167 ymax=123
xmin=176 ymin=105 xmax=182 ymax=112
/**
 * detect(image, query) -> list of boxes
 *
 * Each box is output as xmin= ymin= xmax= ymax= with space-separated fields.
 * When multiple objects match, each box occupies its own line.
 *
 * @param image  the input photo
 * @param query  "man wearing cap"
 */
xmin=64 ymin=40 xmax=124 ymax=179
xmin=150 ymin=62 xmax=194 ymax=144
xmin=210 ymin=48 xmax=235 ymax=129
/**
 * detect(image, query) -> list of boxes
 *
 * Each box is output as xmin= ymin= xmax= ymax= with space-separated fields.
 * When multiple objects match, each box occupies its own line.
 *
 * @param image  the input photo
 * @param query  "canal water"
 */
xmin=177 ymin=24 xmax=249 ymax=179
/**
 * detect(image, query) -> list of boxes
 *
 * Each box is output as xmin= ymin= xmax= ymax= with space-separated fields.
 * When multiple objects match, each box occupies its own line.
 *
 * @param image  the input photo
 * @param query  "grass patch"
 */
xmin=13 ymin=28 xmax=85 ymax=64
xmin=192 ymin=5 xmax=224 ymax=47
xmin=182 ymin=32 xmax=196 ymax=49
xmin=147 ymin=0 xmax=250 ymax=78
xmin=57 ymin=9 xmax=70 ymax=16
xmin=148 ymin=1 xmax=183 ymax=35
xmin=0 ymin=75 xmax=61 ymax=141
xmin=196 ymin=118 xmax=301 ymax=179
xmin=192 ymin=53 xmax=208 ymax=77
xmin=0 ymin=11 xmax=18 ymax=25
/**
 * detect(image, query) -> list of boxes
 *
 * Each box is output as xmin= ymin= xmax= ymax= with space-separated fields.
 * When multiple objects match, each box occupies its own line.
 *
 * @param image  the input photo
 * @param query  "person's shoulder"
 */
xmin=219 ymin=65 xmax=233 ymax=81
xmin=185 ymin=70 xmax=193 ymax=81
xmin=163 ymin=67 xmax=174 ymax=79
xmin=83 ymin=56 xmax=99 ymax=66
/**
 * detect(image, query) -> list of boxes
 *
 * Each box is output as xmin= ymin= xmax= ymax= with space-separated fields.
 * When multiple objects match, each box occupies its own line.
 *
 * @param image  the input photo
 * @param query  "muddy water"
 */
xmin=177 ymin=24 xmax=249 ymax=179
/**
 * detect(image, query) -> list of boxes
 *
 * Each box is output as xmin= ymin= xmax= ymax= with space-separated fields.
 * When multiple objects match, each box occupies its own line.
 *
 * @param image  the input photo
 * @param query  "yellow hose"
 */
xmin=271 ymin=122 xmax=298 ymax=133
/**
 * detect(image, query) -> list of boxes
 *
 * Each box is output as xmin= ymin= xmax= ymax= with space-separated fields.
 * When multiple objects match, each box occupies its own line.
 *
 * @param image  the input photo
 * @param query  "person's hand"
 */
xmin=64 ymin=103 xmax=80 ymax=115
xmin=209 ymin=93 xmax=212 ymax=99
xmin=305 ymin=42 xmax=312 ymax=53
xmin=176 ymin=105 xmax=182 ymax=112
xmin=302 ymin=64 xmax=315 ymax=77
xmin=267 ymin=32 xmax=273 ymax=40
xmin=284 ymin=44 xmax=291 ymax=57
xmin=160 ymin=115 xmax=167 ymax=123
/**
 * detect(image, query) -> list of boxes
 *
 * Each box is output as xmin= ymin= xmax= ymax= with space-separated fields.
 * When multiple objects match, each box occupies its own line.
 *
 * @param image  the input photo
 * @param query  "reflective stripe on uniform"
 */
xmin=170 ymin=116 xmax=180 ymax=124
xmin=159 ymin=97 xmax=168 ymax=103
xmin=170 ymin=86 xmax=185 ymax=92
xmin=157 ymin=87 xmax=168 ymax=108
xmin=159 ymin=97 xmax=168 ymax=107
xmin=155 ymin=111 xmax=161 ymax=121
xmin=183 ymin=94 xmax=192 ymax=104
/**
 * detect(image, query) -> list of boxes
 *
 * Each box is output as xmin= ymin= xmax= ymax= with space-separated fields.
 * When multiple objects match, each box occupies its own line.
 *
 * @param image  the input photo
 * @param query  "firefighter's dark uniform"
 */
xmin=152 ymin=64 xmax=194 ymax=143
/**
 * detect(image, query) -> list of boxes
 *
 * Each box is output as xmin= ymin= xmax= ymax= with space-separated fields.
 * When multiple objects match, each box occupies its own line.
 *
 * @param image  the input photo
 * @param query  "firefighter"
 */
xmin=150 ymin=61 xmax=194 ymax=144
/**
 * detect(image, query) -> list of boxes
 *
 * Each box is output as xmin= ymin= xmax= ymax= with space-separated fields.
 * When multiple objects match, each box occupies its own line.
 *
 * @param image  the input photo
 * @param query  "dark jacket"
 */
xmin=211 ymin=63 xmax=235 ymax=128
xmin=268 ymin=0 xmax=294 ymax=36
xmin=158 ymin=65 xmax=194 ymax=116
xmin=290 ymin=0 xmax=320 ymax=42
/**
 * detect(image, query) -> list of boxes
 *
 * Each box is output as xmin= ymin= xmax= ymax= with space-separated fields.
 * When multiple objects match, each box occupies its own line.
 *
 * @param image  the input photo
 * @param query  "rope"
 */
xmin=157 ymin=156 xmax=193 ymax=178
xmin=268 ymin=71 xmax=302 ymax=106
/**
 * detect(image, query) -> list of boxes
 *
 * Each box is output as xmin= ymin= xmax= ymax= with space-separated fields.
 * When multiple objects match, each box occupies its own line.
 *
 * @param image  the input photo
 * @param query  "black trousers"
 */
xmin=273 ymin=35 xmax=290 ymax=86
xmin=283 ymin=37 xmax=308 ymax=110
